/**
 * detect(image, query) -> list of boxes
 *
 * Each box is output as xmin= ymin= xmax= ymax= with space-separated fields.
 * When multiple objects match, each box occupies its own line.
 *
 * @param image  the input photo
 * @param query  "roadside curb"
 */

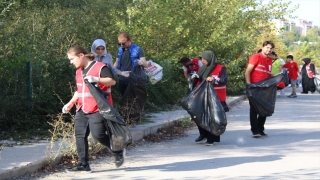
xmin=0 ymin=95 xmax=246 ymax=180
xmin=227 ymin=95 xmax=247 ymax=107
xmin=0 ymin=154 xmax=62 ymax=180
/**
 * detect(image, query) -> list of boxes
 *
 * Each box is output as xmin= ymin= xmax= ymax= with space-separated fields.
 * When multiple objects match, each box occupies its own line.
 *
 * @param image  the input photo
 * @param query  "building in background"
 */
xmin=275 ymin=19 xmax=318 ymax=36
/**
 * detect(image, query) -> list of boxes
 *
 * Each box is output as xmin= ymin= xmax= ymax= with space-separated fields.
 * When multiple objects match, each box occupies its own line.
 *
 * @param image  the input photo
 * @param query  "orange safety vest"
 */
xmin=306 ymin=63 xmax=314 ymax=78
xmin=210 ymin=64 xmax=227 ymax=102
xmin=76 ymin=62 xmax=112 ymax=113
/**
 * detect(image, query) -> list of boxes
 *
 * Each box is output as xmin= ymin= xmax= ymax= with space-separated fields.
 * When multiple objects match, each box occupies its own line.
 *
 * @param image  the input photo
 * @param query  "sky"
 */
xmin=280 ymin=0 xmax=320 ymax=26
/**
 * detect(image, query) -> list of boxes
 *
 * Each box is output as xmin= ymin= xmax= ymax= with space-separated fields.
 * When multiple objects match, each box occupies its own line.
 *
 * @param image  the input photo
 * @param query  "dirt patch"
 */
xmin=11 ymin=119 xmax=196 ymax=179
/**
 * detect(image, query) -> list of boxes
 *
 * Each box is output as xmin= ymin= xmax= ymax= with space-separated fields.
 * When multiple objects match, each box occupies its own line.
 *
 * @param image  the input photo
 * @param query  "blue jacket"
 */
xmin=117 ymin=43 xmax=141 ymax=70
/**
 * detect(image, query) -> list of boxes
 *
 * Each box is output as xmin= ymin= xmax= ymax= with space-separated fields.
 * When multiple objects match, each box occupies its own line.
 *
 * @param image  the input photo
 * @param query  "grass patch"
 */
xmin=144 ymin=117 xmax=196 ymax=142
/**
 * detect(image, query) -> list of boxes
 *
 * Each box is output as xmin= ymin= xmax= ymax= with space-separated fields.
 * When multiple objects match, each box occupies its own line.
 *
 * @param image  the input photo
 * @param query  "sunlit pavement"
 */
xmin=36 ymin=86 xmax=320 ymax=180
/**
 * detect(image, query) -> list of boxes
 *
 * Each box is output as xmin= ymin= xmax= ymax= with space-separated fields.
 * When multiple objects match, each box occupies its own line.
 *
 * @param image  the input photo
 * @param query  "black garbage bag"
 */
xmin=314 ymin=77 xmax=320 ymax=93
xmin=129 ymin=65 xmax=148 ymax=86
xmin=181 ymin=81 xmax=227 ymax=136
xmin=246 ymin=73 xmax=283 ymax=117
xmin=120 ymin=65 xmax=147 ymax=124
xmin=84 ymin=80 xmax=132 ymax=151
xmin=281 ymin=68 xmax=289 ymax=86
xmin=186 ymin=75 xmax=198 ymax=95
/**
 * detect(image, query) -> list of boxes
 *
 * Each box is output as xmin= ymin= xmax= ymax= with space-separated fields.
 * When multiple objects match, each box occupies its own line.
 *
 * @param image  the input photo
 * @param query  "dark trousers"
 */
xmin=75 ymin=110 xmax=122 ymax=164
xmin=196 ymin=101 xmax=227 ymax=142
xmin=118 ymin=80 xmax=129 ymax=97
xmin=302 ymin=76 xmax=315 ymax=93
xmin=249 ymin=100 xmax=266 ymax=134
xmin=197 ymin=125 xmax=220 ymax=142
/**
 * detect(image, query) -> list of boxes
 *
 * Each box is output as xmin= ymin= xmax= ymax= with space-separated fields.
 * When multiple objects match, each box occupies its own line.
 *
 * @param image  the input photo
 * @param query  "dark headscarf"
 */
xmin=302 ymin=58 xmax=311 ymax=64
xmin=197 ymin=50 xmax=218 ymax=80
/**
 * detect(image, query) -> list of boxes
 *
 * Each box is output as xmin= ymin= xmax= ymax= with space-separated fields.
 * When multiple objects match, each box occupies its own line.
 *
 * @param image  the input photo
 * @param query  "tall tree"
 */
xmin=306 ymin=27 xmax=319 ymax=42
xmin=293 ymin=42 xmax=317 ymax=65
xmin=278 ymin=28 xmax=300 ymax=47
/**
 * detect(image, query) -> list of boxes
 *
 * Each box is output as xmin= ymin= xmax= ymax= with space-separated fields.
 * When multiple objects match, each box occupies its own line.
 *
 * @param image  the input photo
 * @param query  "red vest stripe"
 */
xmin=306 ymin=63 xmax=314 ymax=78
xmin=210 ymin=64 xmax=227 ymax=102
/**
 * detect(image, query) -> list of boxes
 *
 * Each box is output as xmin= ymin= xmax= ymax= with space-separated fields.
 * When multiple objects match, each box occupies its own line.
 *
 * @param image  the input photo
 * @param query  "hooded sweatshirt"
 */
xmin=91 ymin=39 xmax=120 ymax=76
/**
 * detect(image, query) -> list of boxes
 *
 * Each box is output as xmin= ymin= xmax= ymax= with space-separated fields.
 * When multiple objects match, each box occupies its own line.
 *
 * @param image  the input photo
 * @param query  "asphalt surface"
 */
xmin=17 ymin=86 xmax=320 ymax=180
xmin=0 ymin=94 xmax=244 ymax=180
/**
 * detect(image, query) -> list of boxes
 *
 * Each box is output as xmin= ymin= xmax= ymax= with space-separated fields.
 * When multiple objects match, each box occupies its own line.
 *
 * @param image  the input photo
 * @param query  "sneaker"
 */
xmin=114 ymin=149 xmax=125 ymax=168
xmin=287 ymin=93 xmax=293 ymax=98
xmin=288 ymin=93 xmax=298 ymax=98
xmin=195 ymin=135 xmax=207 ymax=143
xmin=205 ymin=141 xmax=214 ymax=146
xmin=67 ymin=163 xmax=91 ymax=172
xmin=260 ymin=132 xmax=268 ymax=136
xmin=252 ymin=133 xmax=261 ymax=138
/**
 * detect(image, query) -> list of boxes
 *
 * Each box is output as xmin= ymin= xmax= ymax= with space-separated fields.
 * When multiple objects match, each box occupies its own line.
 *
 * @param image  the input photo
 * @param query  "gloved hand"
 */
xmin=120 ymin=71 xmax=131 ymax=77
xmin=191 ymin=74 xmax=199 ymax=79
xmin=62 ymin=102 xmax=74 ymax=113
xmin=135 ymin=60 xmax=143 ymax=65
xmin=84 ymin=76 xmax=99 ymax=83
xmin=213 ymin=76 xmax=220 ymax=84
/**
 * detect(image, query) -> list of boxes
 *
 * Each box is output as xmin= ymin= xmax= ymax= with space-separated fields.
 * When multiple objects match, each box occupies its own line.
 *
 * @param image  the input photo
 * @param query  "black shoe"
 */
xmin=252 ymin=133 xmax=261 ymax=138
xmin=290 ymin=93 xmax=297 ymax=98
xmin=195 ymin=135 xmax=207 ymax=143
xmin=114 ymin=149 xmax=125 ymax=168
xmin=67 ymin=163 xmax=91 ymax=172
xmin=260 ymin=132 xmax=268 ymax=136
xmin=205 ymin=141 xmax=214 ymax=146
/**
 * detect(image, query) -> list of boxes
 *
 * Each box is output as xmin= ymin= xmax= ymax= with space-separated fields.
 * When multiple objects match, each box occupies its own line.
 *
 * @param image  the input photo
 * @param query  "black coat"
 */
xmin=301 ymin=63 xmax=316 ymax=93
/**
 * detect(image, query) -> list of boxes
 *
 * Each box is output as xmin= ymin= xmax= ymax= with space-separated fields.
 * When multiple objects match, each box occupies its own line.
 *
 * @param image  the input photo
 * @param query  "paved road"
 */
xmin=30 ymin=87 xmax=320 ymax=180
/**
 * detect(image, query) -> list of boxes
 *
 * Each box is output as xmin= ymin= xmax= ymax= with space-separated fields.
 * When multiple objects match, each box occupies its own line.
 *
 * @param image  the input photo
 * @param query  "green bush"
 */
xmin=0 ymin=0 xmax=293 ymax=134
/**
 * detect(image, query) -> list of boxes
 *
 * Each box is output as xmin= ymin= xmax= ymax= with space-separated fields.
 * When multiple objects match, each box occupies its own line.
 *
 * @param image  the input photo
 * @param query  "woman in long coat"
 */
xmin=301 ymin=58 xmax=316 ymax=94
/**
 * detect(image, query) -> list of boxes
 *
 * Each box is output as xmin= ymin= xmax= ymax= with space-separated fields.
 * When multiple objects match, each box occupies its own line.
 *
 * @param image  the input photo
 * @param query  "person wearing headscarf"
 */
xmin=91 ymin=39 xmax=130 ymax=78
xmin=191 ymin=50 xmax=228 ymax=146
xmin=91 ymin=39 xmax=130 ymax=106
xmin=301 ymin=58 xmax=316 ymax=94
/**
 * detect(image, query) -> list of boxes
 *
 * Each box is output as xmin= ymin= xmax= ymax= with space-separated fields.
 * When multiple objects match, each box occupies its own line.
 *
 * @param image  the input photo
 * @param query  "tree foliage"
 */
xmin=306 ymin=28 xmax=319 ymax=42
xmin=278 ymin=28 xmax=300 ymax=47
xmin=292 ymin=42 xmax=320 ymax=67
xmin=0 ymin=0 xmax=294 ymax=133
xmin=256 ymin=29 xmax=289 ymax=59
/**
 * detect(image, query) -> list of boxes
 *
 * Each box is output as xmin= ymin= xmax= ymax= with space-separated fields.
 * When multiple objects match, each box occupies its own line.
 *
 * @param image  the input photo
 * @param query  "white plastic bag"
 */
xmin=145 ymin=60 xmax=163 ymax=84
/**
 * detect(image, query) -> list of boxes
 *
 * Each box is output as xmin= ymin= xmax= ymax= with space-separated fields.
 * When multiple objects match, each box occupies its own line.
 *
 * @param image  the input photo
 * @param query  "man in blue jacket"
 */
xmin=114 ymin=32 xmax=147 ymax=96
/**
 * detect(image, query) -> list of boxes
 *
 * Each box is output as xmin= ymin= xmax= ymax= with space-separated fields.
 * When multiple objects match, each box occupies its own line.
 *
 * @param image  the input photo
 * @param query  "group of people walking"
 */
xmin=270 ymin=50 xmax=317 ymax=98
xmin=61 ymin=35 xmax=317 ymax=172
xmin=179 ymin=41 xmax=274 ymax=140
xmin=180 ymin=40 xmax=318 ymax=142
